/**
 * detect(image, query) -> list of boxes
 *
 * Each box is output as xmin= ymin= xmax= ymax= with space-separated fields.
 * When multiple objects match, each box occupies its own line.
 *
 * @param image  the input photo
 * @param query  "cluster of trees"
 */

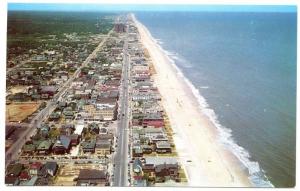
xmin=7 ymin=11 xmax=115 ymax=36
xmin=7 ymin=11 xmax=115 ymax=57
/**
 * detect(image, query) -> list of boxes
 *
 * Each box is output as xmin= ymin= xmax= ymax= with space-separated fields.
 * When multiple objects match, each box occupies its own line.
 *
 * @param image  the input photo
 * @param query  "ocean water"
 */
xmin=136 ymin=11 xmax=296 ymax=187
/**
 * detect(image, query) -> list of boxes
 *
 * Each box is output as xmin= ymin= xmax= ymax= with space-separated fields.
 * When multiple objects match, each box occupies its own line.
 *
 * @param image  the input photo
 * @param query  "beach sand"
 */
xmin=132 ymin=14 xmax=252 ymax=187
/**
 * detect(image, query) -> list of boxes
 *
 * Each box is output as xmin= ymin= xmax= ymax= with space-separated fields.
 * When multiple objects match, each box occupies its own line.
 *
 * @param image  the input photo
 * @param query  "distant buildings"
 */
xmin=114 ymin=23 xmax=126 ymax=33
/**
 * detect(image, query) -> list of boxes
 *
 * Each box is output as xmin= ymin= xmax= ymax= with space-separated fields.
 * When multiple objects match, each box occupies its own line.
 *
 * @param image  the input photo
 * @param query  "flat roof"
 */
xmin=145 ymin=157 xmax=178 ymax=166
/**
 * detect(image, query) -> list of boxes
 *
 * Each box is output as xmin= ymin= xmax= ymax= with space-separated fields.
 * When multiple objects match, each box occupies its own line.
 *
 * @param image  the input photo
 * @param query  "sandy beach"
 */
xmin=132 ymin=14 xmax=252 ymax=187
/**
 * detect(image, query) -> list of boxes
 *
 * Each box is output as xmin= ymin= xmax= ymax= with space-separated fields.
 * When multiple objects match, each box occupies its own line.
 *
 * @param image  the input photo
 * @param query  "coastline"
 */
xmin=132 ymin=14 xmax=253 ymax=187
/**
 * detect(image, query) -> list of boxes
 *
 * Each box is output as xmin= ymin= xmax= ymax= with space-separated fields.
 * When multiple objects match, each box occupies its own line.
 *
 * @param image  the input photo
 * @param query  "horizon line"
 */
xmin=7 ymin=3 xmax=297 ymax=13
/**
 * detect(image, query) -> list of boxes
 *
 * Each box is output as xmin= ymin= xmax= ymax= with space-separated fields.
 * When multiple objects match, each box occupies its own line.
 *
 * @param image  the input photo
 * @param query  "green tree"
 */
xmin=49 ymin=128 xmax=60 ymax=139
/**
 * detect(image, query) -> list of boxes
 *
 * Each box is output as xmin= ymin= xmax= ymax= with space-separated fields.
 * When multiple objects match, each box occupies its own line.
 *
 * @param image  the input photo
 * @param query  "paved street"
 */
xmin=5 ymin=30 xmax=113 ymax=167
xmin=113 ymin=18 xmax=130 ymax=187
xmin=6 ymin=58 xmax=31 ymax=74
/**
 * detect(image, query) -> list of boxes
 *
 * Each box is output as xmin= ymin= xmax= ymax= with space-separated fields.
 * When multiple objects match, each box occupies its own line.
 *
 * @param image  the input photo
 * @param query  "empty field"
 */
xmin=6 ymin=102 xmax=41 ymax=122
xmin=8 ymin=86 xmax=28 ymax=94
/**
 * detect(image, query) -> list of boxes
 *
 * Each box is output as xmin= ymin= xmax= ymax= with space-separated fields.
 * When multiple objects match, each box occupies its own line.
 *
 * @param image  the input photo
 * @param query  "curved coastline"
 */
xmin=132 ymin=13 xmax=273 ymax=187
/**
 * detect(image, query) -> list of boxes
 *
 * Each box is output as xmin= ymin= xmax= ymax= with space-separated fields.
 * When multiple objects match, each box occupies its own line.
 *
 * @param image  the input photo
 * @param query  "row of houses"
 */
xmin=128 ymin=20 xmax=182 ymax=186
xmin=132 ymin=126 xmax=172 ymax=157
xmin=6 ymin=39 xmax=93 ymax=100
xmin=5 ymin=161 xmax=58 ymax=186
xmin=128 ymin=24 xmax=172 ymax=157
xmin=19 ymin=37 xmax=124 ymax=159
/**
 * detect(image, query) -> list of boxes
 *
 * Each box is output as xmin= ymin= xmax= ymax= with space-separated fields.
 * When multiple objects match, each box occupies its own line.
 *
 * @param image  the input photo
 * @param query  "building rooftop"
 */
xmin=37 ymin=140 xmax=52 ymax=150
xmin=19 ymin=175 xmax=38 ymax=186
xmin=40 ymin=86 xmax=57 ymax=93
xmin=82 ymin=139 xmax=96 ymax=149
xmin=145 ymin=157 xmax=178 ymax=166
xmin=44 ymin=162 xmax=58 ymax=172
xmin=156 ymin=141 xmax=171 ymax=149
xmin=6 ymin=163 xmax=23 ymax=176
xmin=78 ymin=169 xmax=107 ymax=180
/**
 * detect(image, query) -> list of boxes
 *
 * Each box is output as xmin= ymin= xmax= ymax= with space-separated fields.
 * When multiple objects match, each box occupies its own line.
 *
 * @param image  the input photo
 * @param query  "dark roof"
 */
xmin=142 ymin=164 xmax=154 ymax=170
xmin=30 ymin=162 xmax=43 ymax=170
xmin=44 ymin=162 xmax=58 ymax=172
xmin=89 ymin=122 xmax=99 ymax=129
xmin=36 ymin=177 xmax=49 ymax=186
xmin=7 ymin=163 xmax=23 ymax=176
xmin=59 ymin=135 xmax=71 ymax=149
xmin=133 ymin=159 xmax=143 ymax=171
xmin=82 ymin=139 xmax=96 ymax=149
xmin=141 ymin=144 xmax=152 ymax=151
xmin=49 ymin=112 xmax=60 ymax=119
xmin=37 ymin=167 xmax=48 ymax=177
xmin=155 ymin=163 xmax=179 ymax=173
xmin=62 ymin=124 xmax=75 ymax=129
xmin=95 ymin=139 xmax=111 ymax=149
xmin=78 ymin=169 xmax=107 ymax=180
xmin=99 ymin=128 xmax=107 ymax=134
xmin=19 ymin=171 xmax=30 ymax=180
xmin=5 ymin=176 xmax=19 ymax=185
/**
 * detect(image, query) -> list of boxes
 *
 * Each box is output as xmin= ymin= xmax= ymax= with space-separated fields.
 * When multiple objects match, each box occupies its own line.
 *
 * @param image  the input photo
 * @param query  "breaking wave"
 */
xmin=136 ymin=15 xmax=274 ymax=187
xmin=153 ymin=36 xmax=274 ymax=188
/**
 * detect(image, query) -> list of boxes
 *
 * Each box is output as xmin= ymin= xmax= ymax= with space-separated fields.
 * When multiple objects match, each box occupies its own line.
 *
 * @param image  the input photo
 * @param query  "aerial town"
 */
xmin=5 ymin=13 xmax=187 ymax=186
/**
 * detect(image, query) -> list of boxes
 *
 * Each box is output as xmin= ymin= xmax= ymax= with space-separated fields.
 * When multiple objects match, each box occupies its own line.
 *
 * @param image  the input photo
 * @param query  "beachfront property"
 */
xmin=5 ymin=12 xmax=187 ymax=187
xmin=126 ymin=19 xmax=187 ymax=186
xmin=132 ymin=157 xmax=180 ymax=184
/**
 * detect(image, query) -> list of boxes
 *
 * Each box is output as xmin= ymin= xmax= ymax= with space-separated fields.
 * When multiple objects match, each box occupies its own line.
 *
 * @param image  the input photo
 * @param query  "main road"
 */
xmin=113 ymin=17 xmax=131 ymax=187
xmin=5 ymin=29 xmax=113 ymax=167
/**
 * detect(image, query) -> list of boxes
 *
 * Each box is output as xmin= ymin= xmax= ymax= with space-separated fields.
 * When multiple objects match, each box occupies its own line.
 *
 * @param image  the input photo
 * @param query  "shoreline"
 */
xmin=132 ymin=14 xmax=253 ymax=187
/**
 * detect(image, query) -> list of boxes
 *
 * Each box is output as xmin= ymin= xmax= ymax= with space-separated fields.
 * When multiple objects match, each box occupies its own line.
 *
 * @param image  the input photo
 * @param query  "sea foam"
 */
xmin=153 ymin=37 xmax=274 ymax=187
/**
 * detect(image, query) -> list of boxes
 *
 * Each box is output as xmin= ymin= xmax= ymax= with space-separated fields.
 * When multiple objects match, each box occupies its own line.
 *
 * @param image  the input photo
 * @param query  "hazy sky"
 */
xmin=8 ymin=3 xmax=297 ymax=12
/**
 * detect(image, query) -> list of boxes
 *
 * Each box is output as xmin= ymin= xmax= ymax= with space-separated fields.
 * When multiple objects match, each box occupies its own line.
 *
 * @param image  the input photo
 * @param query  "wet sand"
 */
xmin=132 ymin=14 xmax=252 ymax=187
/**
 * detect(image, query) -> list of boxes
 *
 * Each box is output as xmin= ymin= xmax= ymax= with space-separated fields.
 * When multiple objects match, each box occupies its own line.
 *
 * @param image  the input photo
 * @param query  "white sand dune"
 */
xmin=132 ymin=14 xmax=252 ymax=187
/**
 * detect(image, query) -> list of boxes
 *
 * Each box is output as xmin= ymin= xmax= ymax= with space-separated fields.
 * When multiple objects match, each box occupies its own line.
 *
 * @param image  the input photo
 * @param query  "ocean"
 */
xmin=135 ymin=11 xmax=296 ymax=187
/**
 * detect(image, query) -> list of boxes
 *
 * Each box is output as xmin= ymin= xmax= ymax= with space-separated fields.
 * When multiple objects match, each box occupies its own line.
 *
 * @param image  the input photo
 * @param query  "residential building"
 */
xmin=76 ymin=169 xmax=108 ymax=186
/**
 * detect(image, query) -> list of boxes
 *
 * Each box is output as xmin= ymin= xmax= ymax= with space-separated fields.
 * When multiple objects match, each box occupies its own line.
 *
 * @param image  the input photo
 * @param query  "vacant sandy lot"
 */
xmin=6 ymin=102 xmax=41 ymax=122
xmin=8 ymin=86 xmax=28 ymax=94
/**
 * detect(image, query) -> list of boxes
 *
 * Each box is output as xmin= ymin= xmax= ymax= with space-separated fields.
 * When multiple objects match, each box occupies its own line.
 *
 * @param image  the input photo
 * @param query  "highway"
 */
xmin=113 ymin=18 xmax=131 ymax=187
xmin=5 ymin=29 xmax=113 ymax=167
